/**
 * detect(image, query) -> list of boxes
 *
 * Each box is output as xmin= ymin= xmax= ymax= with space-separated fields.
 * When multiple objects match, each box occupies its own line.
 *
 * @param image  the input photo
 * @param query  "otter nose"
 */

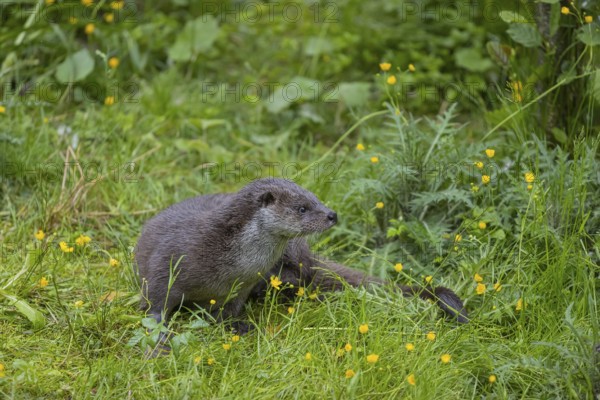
xmin=327 ymin=211 xmax=338 ymax=224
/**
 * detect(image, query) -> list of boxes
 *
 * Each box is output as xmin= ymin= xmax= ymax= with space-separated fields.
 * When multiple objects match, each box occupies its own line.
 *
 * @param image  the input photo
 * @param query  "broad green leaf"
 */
xmin=499 ymin=10 xmax=530 ymax=24
xmin=486 ymin=42 xmax=513 ymax=66
xmin=168 ymin=16 xmax=220 ymax=61
xmin=0 ymin=290 xmax=45 ymax=329
xmin=55 ymin=49 xmax=95 ymax=83
xmin=454 ymin=48 xmax=493 ymax=72
xmin=338 ymin=82 xmax=371 ymax=107
xmin=507 ymin=24 xmax=542 ymax=48
xmin=577 ymin=25 xmax=600 ymax=46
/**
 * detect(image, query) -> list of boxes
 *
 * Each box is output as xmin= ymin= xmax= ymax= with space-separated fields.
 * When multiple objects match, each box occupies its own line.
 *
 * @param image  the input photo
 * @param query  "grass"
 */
xmin=1 ymin=86 xmax=598 ymax=399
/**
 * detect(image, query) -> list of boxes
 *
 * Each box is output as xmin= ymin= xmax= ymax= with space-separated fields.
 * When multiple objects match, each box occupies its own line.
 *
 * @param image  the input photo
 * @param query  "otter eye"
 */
xmin=298 ymin=206 xmax=307 ymax=214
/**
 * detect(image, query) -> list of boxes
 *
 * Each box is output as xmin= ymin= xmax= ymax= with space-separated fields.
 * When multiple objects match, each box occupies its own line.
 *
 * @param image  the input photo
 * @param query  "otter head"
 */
xmin=242 ymin=178 xmax=337 ymax=238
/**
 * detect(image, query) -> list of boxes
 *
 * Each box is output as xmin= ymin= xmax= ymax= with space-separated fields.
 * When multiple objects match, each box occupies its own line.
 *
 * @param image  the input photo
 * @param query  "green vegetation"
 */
xmin=1 ymin=0 xmax=599 ymax=398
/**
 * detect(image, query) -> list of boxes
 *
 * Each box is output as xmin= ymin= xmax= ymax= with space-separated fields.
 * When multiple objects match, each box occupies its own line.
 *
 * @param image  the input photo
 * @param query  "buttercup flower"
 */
xmin=105 ymin=96 xmax=115 ymax=106
xmin=359 ymin=324 xmax=369 ymax=334
xmin=81 ymin=0 xmax=93 ymax=6
xmin=39 ymin=277 xmax=49 ymax=287
xmin=84 ymin=23 xmax=95 ymax=35
xmin=305 ymin=352 xmax=312 ymax=361
xmin=270 ymin=275 xmax=282 ymax=290
xmin=405 ymin=343 xmax=415 ymax=351
xmin=232 ymin=335 xmax=240 ymax=342
xmin=370 ymin=156 xmax=379 ymax=164
xmin=287 ymin=307 xmax=295 ymax=314
xmin=407 ymin=373 xmax=416 ymax=385
xmin=494 ymin=282 xmax=502 ymax=292
xmin=474 ymin=161 xmax=484 ymax=169
xmin=561 ymin=6 xmax=569 ymax=15
xmin=35 ymin=230 xmax=45 ymax=240
xmin=516 ymin=298 xmax=523 ymax=311
xmin=375 ymin=202 xmax=384 ymax=209
xmin=476 ymin=283 xmax=486 ymax=295
xmin=74 ymin=300 xmax=84 ymax=308
xmin=345 ymin=369 xmax=355 ymax=378
xmin=108 ymin=57 xmax=120 ymax=69
xmin=387 ymin=75 xmax=397 ymax=85
xmin=0 ymin=106 xmax=5 ymax=113
xmin=440 ymin=354 xmax=451 ymax=364
xmin=478 ymin=221 xmax=487 ymax=230
xmin=109 ymin=258 xmax=120 ymax=267
xmin=585 ymin=15 xmax=593 ymax=23
xmin=379 ymin=62 xmax=391 ymax=71
xmin=356 ymin=143 xmax=365 ymax=151
xmin=474 ymin=273 xmax=483 ymax=282
xmin=209 ymin=299 xmax=216 ymax=305
xmin=426 ymin=331 xmax=436 ymax=341
xmin=222 ymin=343 xmax=231 ymax=350
xmin=524 ymin=172 xmax=535 ymax=183
xmin=296 ymin=287 xmax=305 ymax=296
xmin=207 ymin=358 xmax=215 ymax=365
xmin=394 ymin=263 xmax=403 ymax=272
xmin=485 ymin=148 xmax=495 ymax=158
xmin=408 ymin=64 xmax=415 ymax=72
xmin=59 ymin=241 xmax=74 ymax=253
xmin=104 ymin=13 xmax=115 ymax=23
xmin=481 ymin=175 xmax=491 ymax=185
xmin=425 ymin=275 xmax=433 ymax=284
xmin=75 ymin=234 xmax=91 ymax=246
xmin=366 ymin=354 xmax=379 ymax=363
xmin=489 ymin=374 xmax=497 ymax=383
xmin=344 ymin=343 xmax=352 ymax=352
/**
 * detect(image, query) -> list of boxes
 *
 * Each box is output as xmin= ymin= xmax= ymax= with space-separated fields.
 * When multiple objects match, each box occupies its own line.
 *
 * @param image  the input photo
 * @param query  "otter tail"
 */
xmin=312 ymin=261 xmax=468 ymax=323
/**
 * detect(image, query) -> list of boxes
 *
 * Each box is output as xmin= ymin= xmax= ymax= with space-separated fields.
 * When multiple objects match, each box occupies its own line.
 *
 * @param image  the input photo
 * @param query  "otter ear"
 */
xmin=259 ymin=191 xmax=275 ymax=207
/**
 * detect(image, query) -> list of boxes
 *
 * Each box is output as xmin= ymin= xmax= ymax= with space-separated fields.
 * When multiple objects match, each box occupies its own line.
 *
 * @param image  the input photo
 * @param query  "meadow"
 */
xmin=1 ymin=1 xmax=599 ymax=398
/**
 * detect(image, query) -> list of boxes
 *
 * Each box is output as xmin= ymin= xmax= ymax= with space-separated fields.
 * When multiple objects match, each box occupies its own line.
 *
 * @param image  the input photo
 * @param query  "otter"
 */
xmin=136 ymin=178 xmax=338 ymax=332
xmin=136 ymin=178 xmax=468 ymax=349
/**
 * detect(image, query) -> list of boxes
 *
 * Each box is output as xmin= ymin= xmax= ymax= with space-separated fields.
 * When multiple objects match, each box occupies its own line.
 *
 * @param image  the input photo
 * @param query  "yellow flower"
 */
xmin=104 ymin=96 xmax=115 ymax=106
xmin=231 ymin=335 xmax=240 ymax=342
xmin=39 ymin=277 xmax=49 ymax=288
xmin=387 ymin=75 xmax=397 ymax=85
xmin=561 ymin=6 xmax=569 ymax=15
xmin=527 ymin=184 xmax=533 ymax=191
xmin=296 ymin=287 xmax=305 ymax=297
xmin=440 ymin=353 xmax=451 ymax=364
xmin=489 ymin=374 xmax=497 ymax=383
xmin=356 ymin=143 xmax=365 ymax=151
xmin=405 ymin=343 xmax=415 ymax=351
xmin=336 ymin=348 xmax=345 ymax=357
xmin=0 ymin=106 xmax=5 ymax=113
xmin=474 ymin=161 xmax=483 ymax=169
xmin=209 ymin=299 xmax=216 ymax=305
xmin=425 ymin=275 xmax=433 ymax=284
xmin=407 ymin=373 xmax=416 ymax=386
xmin=0 ymin=363 xmax=4 ymax=378
xmin=485 ymin=148 xmax=495 ymax=158
xmin=379 ymin=62 xmax=391 ymax=71
xmin=481 ymin=175 xmax=491 ymax=185
xmin=81 ymin=0 xmax=93 ymax=6
xmin=454 ymin=234 xmax=462 ymax=242
xmin=370 ymin=156 xmax=379 ymax=164
xmin=111 ymin=0 xmax=125 ymax=10
xmin=375 ymin=202 xmax=384 ymax=209
xmin=585 ymin=15 xmax=593 ymax=23
xmin=207 ymin=358 xmax=215 ymax=365
xmin=104 ymin=13 xmax=115 ymax=23
xmin=471 ymin=184 xmax=480 ymax=193
xmin=344 ymin=343 xmax=352 ymax=352
xmin=426 ymin=331 xmax=436 ymax=341
xmin=308 ymin=292 xmax=318 ymax=300
xmin=516 ymin=298 xmax=523 ymax=311
xmin=474 ymin=273 xmax=483 ymax=282
xmin=75 ymin=234 xmax=91 ymax=246
xmin=366 ymin=354 xmax=379 ymax=363
xmin=222 ymin=343 xmax=231 ymax=351
xmin=524 ymin=172 xmax=535 ymax=183
xmin=84 ymin=23 xmax=95 ymax=35
xmin=270 ymin=275 xmax=282 ymax=290
xmin=109 ymin=258 xmax=120 ymax=267
xmin=478 ymin=221 xmax=487 ymax=230
xmin=194 ymin=356 xmax=201 ymax=364
xmin=305 ymin=352 xmax=312 ymax=361
xmin=108 ymin=57 xmax=120 ymax=69
xmin=476 ymin=283 xmax=486 ymax=295
xmin=394 ymin=263 xmax=403 ymax=273
xmin=45 ymin=0 xmax=55 ymax=4
xmin=358 ymin=324 xmax=369 ymax=334
xmin=408 ymin=63 xmax=415 ymax=72
xmin=494 ymin=282 xmax=502 ymax=292
xmin=74 ymin=300 xmax=84 ymax=308
xmin=287 ymin=307 xmax=295 ymax=314
xmin=345 ymin=369 xmax=355 ymax=378
xmin=69 ymin=16 xmax=78 ymax=24
xmin=35 ymin=230 xmax=45 ymax=240
xmin=59 ymin=241 xmax=74 ymax=253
